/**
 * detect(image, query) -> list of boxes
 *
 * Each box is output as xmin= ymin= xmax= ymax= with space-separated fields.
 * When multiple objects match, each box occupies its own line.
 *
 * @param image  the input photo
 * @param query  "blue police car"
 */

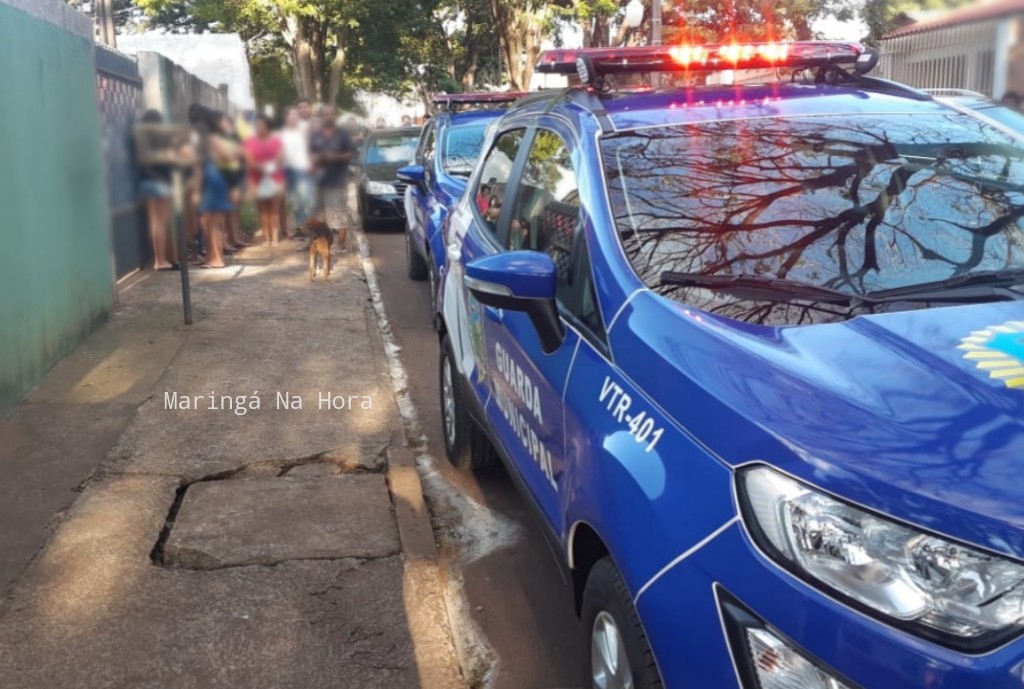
xmin=436 ymin=42 xmax=1024 ymax=689
xmin=398 ymin=93 xmax=525 ymax=315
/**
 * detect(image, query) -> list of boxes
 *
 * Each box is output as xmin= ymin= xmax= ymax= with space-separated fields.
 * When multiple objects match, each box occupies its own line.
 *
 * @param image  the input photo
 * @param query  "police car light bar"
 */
xmin=536 ymin=42 xmax=873 ymax=81
xmin=432 ymin=92 xmax=530 ymax=107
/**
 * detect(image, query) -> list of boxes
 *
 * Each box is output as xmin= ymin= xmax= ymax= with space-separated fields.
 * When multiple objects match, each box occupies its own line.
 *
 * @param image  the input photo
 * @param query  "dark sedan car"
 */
xmin=356 ymin=126 xmax=421 ymax=231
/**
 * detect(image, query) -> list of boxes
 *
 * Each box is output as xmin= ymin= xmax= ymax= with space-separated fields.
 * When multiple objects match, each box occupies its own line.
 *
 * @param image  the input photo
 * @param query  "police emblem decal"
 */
xmin=958 ymin=321 xmax=1024 ymax=389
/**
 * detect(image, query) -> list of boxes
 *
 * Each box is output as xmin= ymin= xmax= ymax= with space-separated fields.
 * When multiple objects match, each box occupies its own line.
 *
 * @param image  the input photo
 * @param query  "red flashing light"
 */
xmin=536 ymin=41 xmax=864 ymax=78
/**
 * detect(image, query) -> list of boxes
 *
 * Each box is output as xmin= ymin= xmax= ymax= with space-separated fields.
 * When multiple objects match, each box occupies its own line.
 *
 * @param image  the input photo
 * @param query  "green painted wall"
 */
xmin=0 ymin=3 xmax=114 ymax=414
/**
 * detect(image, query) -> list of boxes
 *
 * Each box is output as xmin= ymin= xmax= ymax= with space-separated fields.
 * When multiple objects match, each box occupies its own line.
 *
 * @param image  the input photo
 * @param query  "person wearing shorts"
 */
xmin=310 ymin=105 xmax=356 ymax=249
xmin=215 ymin=113 xmax=248 ymax=250
xmin=138 ymin=109 xmax=177 ymax=270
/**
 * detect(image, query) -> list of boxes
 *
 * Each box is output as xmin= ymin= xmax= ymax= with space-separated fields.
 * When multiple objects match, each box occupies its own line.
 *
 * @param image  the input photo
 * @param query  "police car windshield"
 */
xmin=443 ymin=123 xmax=488 ymax=176
xmin=602 ymin=113 xmax=1024 ymax=313
xmin=969 ymin=101 xmax=1024 ymax=135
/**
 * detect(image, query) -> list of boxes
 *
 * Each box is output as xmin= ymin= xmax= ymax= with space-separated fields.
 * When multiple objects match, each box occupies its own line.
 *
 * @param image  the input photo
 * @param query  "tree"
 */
xmin=552 ymin=0 xmax=619 ymax=48
xmin=136 ymin=0 xmax=426 ymax=104
xmin=447 ymin=0 xmax=502 ymax=88
xmin=661 ymin=0 xmax=860 ymax=45
xmin=488 ymin=0 xmax=554 ymax=90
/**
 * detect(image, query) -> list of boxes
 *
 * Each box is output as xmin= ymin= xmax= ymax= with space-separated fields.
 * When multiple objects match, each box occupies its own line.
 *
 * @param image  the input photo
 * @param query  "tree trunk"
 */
xmin=308 ymin=20 xmax=326 ymax=102
xmin=282 ymin=12 xmax=317 ymax=100
xmin=792 ymin=17 xmax=813 ymax=41
xmin=489 ymin=0 xmax=545 ymax=91
xmin=327 ymin=47 xmax=346 ymax=105
xmin=462 ymin=46 xmax=480 ymax=89
xmin=593 ymin=15 xmax=609 ymax=47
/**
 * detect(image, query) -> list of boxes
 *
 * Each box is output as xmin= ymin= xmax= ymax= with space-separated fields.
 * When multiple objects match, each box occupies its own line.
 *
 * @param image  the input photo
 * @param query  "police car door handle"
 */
xmin=484 ymin=306 xmax=503 ymax=323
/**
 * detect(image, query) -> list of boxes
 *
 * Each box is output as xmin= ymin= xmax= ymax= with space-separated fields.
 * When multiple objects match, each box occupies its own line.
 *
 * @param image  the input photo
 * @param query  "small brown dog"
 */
xmin=307 ymin=218 xmax=334 ymax=281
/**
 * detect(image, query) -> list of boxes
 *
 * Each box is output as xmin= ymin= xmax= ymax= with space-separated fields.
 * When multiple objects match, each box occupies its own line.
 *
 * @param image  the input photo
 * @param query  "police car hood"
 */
xmin=620 ymin=296 xmax=1024 ymax=557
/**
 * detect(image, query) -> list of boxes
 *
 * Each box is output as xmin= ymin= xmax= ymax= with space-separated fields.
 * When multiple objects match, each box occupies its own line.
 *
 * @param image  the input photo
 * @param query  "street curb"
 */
xmin=386 ymin=446 xmax=438 ymax=562
xmin=355 ymin=226 xmax=469 ymax=688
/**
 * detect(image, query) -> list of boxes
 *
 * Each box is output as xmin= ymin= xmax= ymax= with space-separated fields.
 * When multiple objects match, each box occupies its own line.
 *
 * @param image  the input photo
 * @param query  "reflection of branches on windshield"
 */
xmin=606 ymin=116 xmax=1024 ymax=300
xmin=661 ymin=283 xmax=875 ymax=326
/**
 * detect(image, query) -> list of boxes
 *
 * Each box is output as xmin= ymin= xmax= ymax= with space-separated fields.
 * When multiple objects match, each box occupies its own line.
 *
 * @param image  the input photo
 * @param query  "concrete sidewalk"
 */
xmin=0 ymin=242 xmax=465 ymax=689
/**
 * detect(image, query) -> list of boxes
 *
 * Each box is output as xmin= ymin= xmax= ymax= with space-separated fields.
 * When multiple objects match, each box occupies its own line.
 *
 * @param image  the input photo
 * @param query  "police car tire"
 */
xmin=406 ymin=228 xmax=428 ymax=281
xmin=581 ymin=557 xmax=663 ymax=689
xmin=439 ymin=336 xmax=495 ymax=470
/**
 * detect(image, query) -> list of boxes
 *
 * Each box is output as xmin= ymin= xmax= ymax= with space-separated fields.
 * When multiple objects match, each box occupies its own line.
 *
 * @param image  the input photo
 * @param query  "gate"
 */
xmin=95 ymin=44 xmax=148 ymax=279
xmin=879 ymin=19 xmax=1008 ymax=98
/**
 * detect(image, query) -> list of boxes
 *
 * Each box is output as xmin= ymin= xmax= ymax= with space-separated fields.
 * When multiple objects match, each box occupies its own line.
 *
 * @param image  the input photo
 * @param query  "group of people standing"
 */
xmin=139 ymin=99 xmax=361 ymax=271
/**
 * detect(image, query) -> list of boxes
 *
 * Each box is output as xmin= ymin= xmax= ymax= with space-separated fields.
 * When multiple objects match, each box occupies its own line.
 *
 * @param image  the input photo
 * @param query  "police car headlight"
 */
xmin=366 ymin=181 xmax=397 ymax=195
xmin=739 ymin=466 xmax=1024 ymax=648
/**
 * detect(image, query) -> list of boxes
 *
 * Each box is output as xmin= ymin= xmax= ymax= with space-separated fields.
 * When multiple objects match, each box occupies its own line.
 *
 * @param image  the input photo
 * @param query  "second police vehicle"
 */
xmin=399 ymin=92 xmax=525 ymax=313
xmin=435 ymin=42 xmax=1024 ymax=689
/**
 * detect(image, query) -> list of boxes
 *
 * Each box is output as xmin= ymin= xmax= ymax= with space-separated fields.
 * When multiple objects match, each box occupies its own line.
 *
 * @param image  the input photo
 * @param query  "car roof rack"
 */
xmin=432 ymin=92 xmax=530 ymax=112
xmin=921 ymin=87 xmax=988 ymax=99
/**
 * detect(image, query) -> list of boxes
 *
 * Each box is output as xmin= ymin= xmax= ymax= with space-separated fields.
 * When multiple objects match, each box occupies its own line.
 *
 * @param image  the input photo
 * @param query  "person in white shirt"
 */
xmin=281 ymin=107 xmax=315 ymax=234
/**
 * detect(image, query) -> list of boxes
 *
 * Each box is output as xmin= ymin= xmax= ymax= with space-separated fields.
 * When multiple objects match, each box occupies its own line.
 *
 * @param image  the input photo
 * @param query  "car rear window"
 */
xmin=442 ymin=123 xmax=488 ymax=176
xmin=601 ymin=113 xmax=1024 ymax=309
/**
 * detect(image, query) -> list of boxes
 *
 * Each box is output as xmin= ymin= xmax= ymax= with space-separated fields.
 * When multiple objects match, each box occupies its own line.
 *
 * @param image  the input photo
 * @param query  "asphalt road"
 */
xmin=363 ymin=225 xmax=583 ymax=689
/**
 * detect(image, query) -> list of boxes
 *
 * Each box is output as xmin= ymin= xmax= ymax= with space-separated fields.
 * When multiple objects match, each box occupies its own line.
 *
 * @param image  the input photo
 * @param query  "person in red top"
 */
xmin=244 ymin=115 xmax=286 ymax=245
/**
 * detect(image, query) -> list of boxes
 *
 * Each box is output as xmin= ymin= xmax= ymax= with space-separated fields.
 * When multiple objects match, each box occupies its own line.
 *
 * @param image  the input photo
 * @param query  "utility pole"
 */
xmin=651 ymin=0 xmax=663 ymax=88
xmin=95 ymin=0 xmax=116 ymax=48
xmin=651 ymin=0 xmax=662 ymax=46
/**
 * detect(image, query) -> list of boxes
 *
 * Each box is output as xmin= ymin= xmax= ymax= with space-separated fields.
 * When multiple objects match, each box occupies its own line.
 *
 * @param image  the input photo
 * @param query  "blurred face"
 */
xmin=219 ymin=115 xmax=234 ymax=136
xmin=320 ymin=106 xmax=337 ymax=128
xmin=298 ymin=101 xmax=312 ymax=119
xmin=285 ymin=110 xmax=299 ymax=128
xmin=255 ymin=118 xmax=270 ymax=137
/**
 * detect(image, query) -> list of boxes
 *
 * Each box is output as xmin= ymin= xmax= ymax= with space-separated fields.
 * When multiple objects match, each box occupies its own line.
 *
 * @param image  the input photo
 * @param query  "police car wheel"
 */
xmin=406 ymin=227 xmax=428 ymax=281
xmin=581 ymin=558 xmax=663 ymax=689
xmin=439 ymin=336 xmax=494 ymax=470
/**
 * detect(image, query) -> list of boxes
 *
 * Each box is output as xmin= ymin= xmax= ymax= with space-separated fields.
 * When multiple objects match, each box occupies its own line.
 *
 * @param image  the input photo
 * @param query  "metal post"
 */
xmin=651 ymin=0 xmax=663 ymax=88
xmin=651 ymin=0 xmax=662 ymax=46
xmin=171 ymin=169 xmax=193 ymax=325
xmin=95 ymin=0 xmax=116 ymax=48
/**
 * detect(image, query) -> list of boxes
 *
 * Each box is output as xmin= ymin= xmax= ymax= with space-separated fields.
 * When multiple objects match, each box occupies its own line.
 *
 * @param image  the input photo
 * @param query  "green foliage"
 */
xmin=238 ymin=199 xmax=259 ymax=234
xmin=661 ymin=0 xmax=861 ymax=43
xmin=250 ymin=50 xmax=297 ymax=113
xmin=120 ymin=0 xmax=870 ymax=107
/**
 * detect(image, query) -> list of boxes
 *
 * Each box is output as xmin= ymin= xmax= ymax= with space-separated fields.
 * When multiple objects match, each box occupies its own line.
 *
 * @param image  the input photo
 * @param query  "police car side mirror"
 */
xmin=397 ymin=164 xmax=426 ymax=187
xmin=464 ymin=251 xmax=565 ymax=354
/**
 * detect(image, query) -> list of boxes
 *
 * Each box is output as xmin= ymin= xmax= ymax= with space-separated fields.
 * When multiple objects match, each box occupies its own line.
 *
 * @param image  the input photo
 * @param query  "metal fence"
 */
xmin=878 ymin=19 xmax=1010 ymax=98
xmin=95 ymin=43 xmax=147 ymax=279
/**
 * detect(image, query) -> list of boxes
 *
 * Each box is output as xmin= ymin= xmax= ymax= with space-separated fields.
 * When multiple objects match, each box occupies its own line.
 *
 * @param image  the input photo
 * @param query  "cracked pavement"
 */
xmin=0 ymin=242 xmax=466 ymax=689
